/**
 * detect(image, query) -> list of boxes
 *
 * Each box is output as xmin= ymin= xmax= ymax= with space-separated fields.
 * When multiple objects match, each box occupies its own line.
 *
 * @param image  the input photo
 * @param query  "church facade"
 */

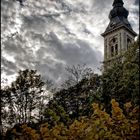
xmin=101 ymin=0 xmax=137 ymax=69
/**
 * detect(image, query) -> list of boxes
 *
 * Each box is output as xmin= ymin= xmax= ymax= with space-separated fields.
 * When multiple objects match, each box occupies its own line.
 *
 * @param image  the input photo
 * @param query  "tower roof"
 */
xmin=102 ymin=0 xmax=137 ymax=37
xmin=110 ymin=0 xmax=128 ymax=20
xmin=113 ymin=0 xmax=124 ymax=7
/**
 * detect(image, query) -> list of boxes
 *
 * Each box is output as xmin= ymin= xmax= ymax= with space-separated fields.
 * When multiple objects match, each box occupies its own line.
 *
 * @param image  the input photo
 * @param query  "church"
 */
xmin=101 ymin=0 xmax=137 ymax=69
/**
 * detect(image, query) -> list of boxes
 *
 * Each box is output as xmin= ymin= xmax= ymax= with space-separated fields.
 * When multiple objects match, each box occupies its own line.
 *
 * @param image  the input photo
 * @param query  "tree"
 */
xmin=62 ymin=64 xmax=94 ymax=89
xmin=5 ymin=99 xmax=139 ymax=140
xmin=43 ymin=73 xmax=102 ymax=126
xmin=122 ymin=38 xmax=139 ymax=105
xmin=3 ymin=69 xmax=45 ymax=127
xmin=102 ymin=38 xmax=139 ymax=112
xmin=0 ymin=89 xmax=6 ymax=137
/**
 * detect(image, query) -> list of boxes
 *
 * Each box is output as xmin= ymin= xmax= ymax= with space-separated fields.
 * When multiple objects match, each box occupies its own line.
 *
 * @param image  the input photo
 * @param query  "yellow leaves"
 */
xmin=132 ymin=106 xmax=139 ymax=113
xmin=19 ymin=124 xmax=40 ymax=140
xmin=8 ymin=99 xmax=139 ymax=140
xmin=114 ymin=107 xmax=122 ymax=114
xmin=111 ymin=99 xmax=119 ymax=107
xmin=111 ymin=99 xmax=116 ymax=105
xmin=21 ymin=124 xmax=27 ymax=129
xmin=131 ymin=120 xmax=138 ymax=124
xmin=92 ymin=103 xmax=99 ymax=109
xmin=12 ymin=129 xmax=17 ymax=134
xmin=40 ymin=123 xmax=51 ymax=139
xmin=131 ymin=127 xmax=137 ymax=132
xmin=41 ymin=123 xmax=48 ymax=128
xmin=95 ymin=134 xmax=99 ymax=139
xmin=125 ymin=102 xmax=132 ymax=109
xmin=99 ymin=128 xmax=106 ymax=137
xmin=111 ymin=99 xmax=126 ymax=121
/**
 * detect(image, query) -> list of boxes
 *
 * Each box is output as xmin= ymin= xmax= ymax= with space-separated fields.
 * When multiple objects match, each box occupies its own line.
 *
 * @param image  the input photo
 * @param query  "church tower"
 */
xmin=101 ymin=0 xmax=137 ymax=69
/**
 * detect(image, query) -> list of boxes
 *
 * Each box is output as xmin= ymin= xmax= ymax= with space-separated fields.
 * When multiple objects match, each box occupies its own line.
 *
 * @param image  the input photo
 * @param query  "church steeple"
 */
xmin=102 ymin=0 xmax=135 ymax=35
xmin=101 ymin=0 xmax=137 ymax=70
xmin=113 ymin=0 xmax=124 ymax=7
xmin=110 ymin=0 xmax=128 ymax=20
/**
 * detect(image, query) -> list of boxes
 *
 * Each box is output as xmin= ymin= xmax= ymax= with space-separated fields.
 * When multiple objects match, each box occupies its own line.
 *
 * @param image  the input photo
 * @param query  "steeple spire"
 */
xmin=101 ymin=0 xmax=135 ymax=35
xmin=113 ymin=0 xmax=124 ymax=7
xmin=101 ymin=0 xmax=137 ymax=70
xmin=110 ymin=0 xmax=128 ymax=20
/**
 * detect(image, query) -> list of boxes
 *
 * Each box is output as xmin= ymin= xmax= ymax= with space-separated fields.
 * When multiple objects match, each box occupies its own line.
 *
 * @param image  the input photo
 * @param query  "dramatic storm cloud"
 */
xmin=1 ymin=0 xmax=139 ymax=86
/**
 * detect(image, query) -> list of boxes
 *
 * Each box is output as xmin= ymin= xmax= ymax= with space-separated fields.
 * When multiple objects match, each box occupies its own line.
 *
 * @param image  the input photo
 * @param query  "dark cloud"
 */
xmin=92 ymin=0 xmax=111 ymax=11
xmin=135 ymin=0 xmax=139 ymax=5
xmin=22 ymin=15 xmax=46 ymax=33
xmin=3 ymin=38 xmax=26 ymax=55
xmin=1 ymin=0 xmax=139 ymax=85
xmin=1 ymin=57 xmax=18 ymax=74
xmin=52 ymin=33 xmax=100 ymax=65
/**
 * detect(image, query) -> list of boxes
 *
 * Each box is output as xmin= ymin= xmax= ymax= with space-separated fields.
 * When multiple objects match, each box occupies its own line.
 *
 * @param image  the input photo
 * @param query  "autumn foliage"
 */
xmin=4 ymin=99 xmax=139 ymax=140
xmin=1 ymin=39 xmax=139 ymax=139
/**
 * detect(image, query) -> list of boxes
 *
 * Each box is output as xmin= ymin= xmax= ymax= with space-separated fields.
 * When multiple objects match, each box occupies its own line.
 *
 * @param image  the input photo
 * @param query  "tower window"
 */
xmin=115 ymin=44 xmax=118 ymax=55
xmin=112 ymin=38 xmax=116 ymax=43
xmin=127 ymin=38 xmax=131 ymax=50
xmin=111 ymin=46 xmax=114 ymax=57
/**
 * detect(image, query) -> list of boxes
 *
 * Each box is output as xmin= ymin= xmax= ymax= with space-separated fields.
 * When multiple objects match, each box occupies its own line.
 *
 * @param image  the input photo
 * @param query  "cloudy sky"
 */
xmin=1 ymin=0 xmax=139 ymax=86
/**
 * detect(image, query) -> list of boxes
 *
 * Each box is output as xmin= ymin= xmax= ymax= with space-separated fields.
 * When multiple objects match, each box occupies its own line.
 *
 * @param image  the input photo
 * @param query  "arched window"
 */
xmin=109 ymin=36 xmax=118 ymax=58
xmin=111 ymin=46 xmax=114 ymax=57
xmin=112 ymin=38 xmax=116 ymax=43
xmin=115 ymin=44 xmax=118 ymax=55
xmin=127 ymin=38 xmax=131 ymax=50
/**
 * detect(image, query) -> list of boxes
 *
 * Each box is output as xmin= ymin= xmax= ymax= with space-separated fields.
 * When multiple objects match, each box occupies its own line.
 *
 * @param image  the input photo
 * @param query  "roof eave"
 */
xmin=101 ymin=25 xmax=137 ymax=37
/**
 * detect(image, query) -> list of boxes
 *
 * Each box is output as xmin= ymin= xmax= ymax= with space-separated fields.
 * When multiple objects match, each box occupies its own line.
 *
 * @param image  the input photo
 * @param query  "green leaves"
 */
xmin=102 ymin=38 xmax=139 ymax=110
xmin=1 ymin=69 xmax=46 ymax=128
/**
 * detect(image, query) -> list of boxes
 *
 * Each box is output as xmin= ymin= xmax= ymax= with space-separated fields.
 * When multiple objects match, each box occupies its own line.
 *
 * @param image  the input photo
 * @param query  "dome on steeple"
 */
xmin=113 ymin=0 xmax=124 ymax=7
xmin=109 ymin=0 xmax=128 ymax=20
xmin=101 ymin=0 xmax=136 ymax=36
xmin=101 ymin=0 xmax=137 ymax=71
